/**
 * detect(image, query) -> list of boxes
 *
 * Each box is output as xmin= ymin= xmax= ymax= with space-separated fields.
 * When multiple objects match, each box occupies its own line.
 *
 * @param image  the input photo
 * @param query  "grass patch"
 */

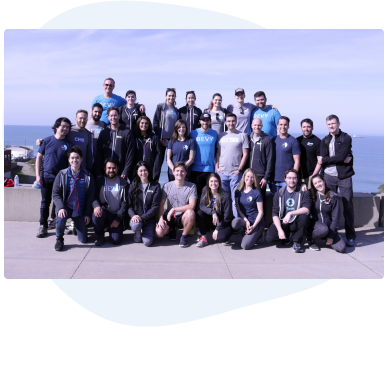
xmin=11 ymin=165 xmax=27 ymax=183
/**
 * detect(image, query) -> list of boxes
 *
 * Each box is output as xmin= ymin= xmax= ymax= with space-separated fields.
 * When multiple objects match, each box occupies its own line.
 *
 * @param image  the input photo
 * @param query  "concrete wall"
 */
xmin=4 ymin=184 xmax=384 ymax=228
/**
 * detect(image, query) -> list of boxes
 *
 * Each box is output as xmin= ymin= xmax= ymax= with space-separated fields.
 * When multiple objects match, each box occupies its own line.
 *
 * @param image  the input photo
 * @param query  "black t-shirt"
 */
xmin=283 ymin=189 xmax=299 ymax=216
xmin=297 ymin=134 xmax=321 ymax=178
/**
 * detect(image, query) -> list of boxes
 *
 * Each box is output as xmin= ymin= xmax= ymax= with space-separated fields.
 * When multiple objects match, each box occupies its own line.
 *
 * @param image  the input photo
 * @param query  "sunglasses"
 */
xmin=239 ymin=106 xmax=244 ymax=114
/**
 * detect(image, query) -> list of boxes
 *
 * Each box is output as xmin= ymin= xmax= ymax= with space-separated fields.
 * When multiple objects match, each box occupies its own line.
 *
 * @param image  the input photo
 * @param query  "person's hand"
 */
xmin=260 ymin=178 xmax=267 ymax=189
xmin=212 ymin=213 xmax=219 ymax=226
xmin=212 ymin=230 xmax=218 ymax=241
xmin=167 ymin=208 xmax=175 ymax=222
xmin=157 ymin=218 xmax=167 ymax=230
xmin=317 ymin=156 xmax=323 ymax=165
xmin=344 ymin=155 xmax=352 ymax=164
xmin=131 ymin=215 xmax=142 ymax=223
xmin=162 ymin=139 xmax=169 ymax=147
xmin=36 ymin=138 xmax=43 ymax=146
xmin=139 ymin=104 xmax=145 ymax=113
xmin=110 ymin=219 xmax=120 ymax=228
xmin=216 ymin=167 xmax=223 ymax=174
xmin=85 ymin=216 xmax=91 ymax=225
xmin=58 ymin=209 xmax=67 ymax=218
xmin=94 ymin=206 xmax=103 ymax=217
xmin=36 ymin=175 xmax=42 ymax=186
xmin=246 ymin=225 xmax=254 ymax=235
xmin=326 ymin=238 xmax=334 ymax=246
xmin=268 ymin=104 xmax=278 ymax=111
xmin=282 ymin=212 xmax=292 ymax=224
xmin=121 ymin=174 xmax=127 ymax=179
xmin=231 ymin=170 xmax=240 ymax=175
xmin=300 ymin=183 xmax=308 ymax=192
xmin=278 ymin=229 xmax=286 ymax=240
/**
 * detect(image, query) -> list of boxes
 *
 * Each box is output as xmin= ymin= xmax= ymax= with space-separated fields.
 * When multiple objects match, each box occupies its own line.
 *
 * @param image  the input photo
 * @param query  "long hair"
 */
xmin=131 ymin=161 xmax=153 ymax=210
xmin=208 ymin=93 xmax=223 ymax=110
xmin=171 ymin=119 xmax=189 ymax=143
xmin=236 ymin=168 xmax=260 ymax=192
xmin=203 ymin=173 xmax=223 ymax=213
xmin=309 ymin=174 xmax=336 ymax=203
xmin=134 ymin=116 xmax=152 ymax=139
xmin=52 ymin=117 xmax=71 ymax=133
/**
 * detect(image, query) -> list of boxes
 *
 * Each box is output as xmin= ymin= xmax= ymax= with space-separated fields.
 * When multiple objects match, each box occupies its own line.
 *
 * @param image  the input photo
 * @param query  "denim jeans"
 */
xmin=56 ymin=205 xmax=88 ymax=243
xmin=270 ymin=180 xmax=287 ymax=195
xmin=219 ymin=172 xmax=242 ymax=218
xmin=93 ymin=209 xmax=124 ymax=245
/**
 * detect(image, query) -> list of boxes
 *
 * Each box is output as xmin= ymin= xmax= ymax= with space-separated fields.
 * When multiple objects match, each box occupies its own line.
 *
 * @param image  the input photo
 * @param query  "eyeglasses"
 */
xmin=239 ymin=106 xmax=244 ymax=114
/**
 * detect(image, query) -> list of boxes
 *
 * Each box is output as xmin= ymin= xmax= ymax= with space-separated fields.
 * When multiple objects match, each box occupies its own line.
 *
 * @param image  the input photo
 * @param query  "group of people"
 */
xmin=35 ymin=78 xmax=356 ymax=253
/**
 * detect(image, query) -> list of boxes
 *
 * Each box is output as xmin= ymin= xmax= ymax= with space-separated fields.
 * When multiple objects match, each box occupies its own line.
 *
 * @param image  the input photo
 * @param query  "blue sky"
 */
xmin=4 ymin=29 xmax=384 ymax=134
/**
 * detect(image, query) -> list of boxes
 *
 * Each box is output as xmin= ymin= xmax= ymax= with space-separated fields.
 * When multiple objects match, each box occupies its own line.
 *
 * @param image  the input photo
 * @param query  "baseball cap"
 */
xmin=235 ymin=88 xmax=245 ymax=95
xmin=200 ymin=112 xmax=211 ymax=120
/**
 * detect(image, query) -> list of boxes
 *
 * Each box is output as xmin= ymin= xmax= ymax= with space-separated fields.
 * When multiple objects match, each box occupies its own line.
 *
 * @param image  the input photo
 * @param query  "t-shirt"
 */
xmin=161 ymin=181 xmax=197 ymax=215
xmin=104 ymin=177 xmax=122 ymax=214
xmin=296 ymin=134 xmax=321 ymax=178
xmin=38 ymin=135 xmax=72 ymax=180
xmin=167 ymin=138 xmax=196 ymax=175
xmin=283 ymin=189 xmax=299 ymax=216
xmin=189 ymin=128 xmax=218 ymax=172
xmin=227 ymin=103 xmax=256 ymax=135
xmin=235 ymin=188 xmax=264 ymax=225
xmin=91 ymin=93 xmax=126 ymax=124
xmin=217 ymin=130 xmax=249 ymax=174
xmin=86 ymin=120 xmax=107 ymax=154
xmin=250 ymin=106 xmax=281 ymax=139
xmin=324 ymin=136 xmax=338 ymax=177
xmin=273 ymin=135 xmax=301 ymax=182
xmin=67 ymin=127 xmax=92 ymax=171
xmin=208 ymin=110 xmax=227 ymax=135
xmin=162 ymin=105 xmax=179 ymax=139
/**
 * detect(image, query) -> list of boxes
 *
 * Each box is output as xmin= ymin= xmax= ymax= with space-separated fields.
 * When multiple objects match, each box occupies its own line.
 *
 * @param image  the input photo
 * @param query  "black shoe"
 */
xmin=54 ymin=237 xmax=64 ymax=251
xmin=281 ymin=238 xmax=291 ymax=246
xmin=169 ymin=227 xmax=177 ymax=241
xmin=307 ymin=239 xmax=320 ymax=251
xmin=94 ymin=237 xmax=104 ymax=246
xmin=293 ymin=242 xmax=304 ymax=253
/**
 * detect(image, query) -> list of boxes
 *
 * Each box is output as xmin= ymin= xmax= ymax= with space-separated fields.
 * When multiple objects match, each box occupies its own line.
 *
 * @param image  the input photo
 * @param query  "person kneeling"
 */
xmin=266 ymin=169 xmax=312 ymax=253
xmin=231 ymin=169 xmax=265 ymax=250
xmin=92 ymin=158 xmax=129 ymax=246
xmin=155 ymin=162 xmax=197 ymax=248
xmin=128 ymin=161 xmax=161 ymax=247
xmin=196 ymin=173 xmax=234 ymax=248
xmin=52 ymin=146 xmax=95 ymax=251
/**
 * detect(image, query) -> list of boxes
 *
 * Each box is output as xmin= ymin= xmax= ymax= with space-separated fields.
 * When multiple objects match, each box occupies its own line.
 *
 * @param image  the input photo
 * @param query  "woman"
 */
xmin=204 ymin=93 xmax=229 ymax=135
xmin=128 ymin=161 xmax=161 ymax=246
xmin=178 ymin=91 xmax=202 ymax=133
xmin=133 ymin=116 xmax=163 ymax=181
xmin=232 ymin=169 xmax=265 ymax=250
xmin=166 ymin=119 xmax=196 ymax=182
xmin=308 ymin=174 xmax=346 ymax=253
xmin=195 ymin=173 xmax=234 ymax=248
xmin=118 ymin=90 xmax=145 ymax=133
xmin=152 ymin=88 xmax=180 ymax=158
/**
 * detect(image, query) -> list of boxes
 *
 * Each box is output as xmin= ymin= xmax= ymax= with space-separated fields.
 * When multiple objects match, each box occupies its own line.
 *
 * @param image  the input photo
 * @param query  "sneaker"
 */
xmin=293 ymin=242 xmax=304 ymax=253
xmin=281 ymin=237 xmax=291 ymax=246
xmin=36 ymin=225 xmax=48 ymax=238
xmin=54 ymin=237 xmax=64 ymax=251
xmin=222 ymin=241 xmax=231 ymax=246
xmin=179 ymin=235 xmax=189 ymax=248
xmin=47 ymin=218 xmax=56 ymax=230
xmin=94 ymin=237 xmax=104 ymax=246
xmin=307 ymin=238 xmax=320 ymax=251
xmin=169 ymin=227 xmax=177 ymax=241
xmin=346 ymin=238 xmax=355 ymax=247
xmin=257 ymin=231 xmax=265 ymax=244
xmin=195 ymin=237 xmax=208 ymax=248
xmin=64 ymin=226 xmax=73 ymax=235
xmin=134 ymin=230 xmax=142 ymax=243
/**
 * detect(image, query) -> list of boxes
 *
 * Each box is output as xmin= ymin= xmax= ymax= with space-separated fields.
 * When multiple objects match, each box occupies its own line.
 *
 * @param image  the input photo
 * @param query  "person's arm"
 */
xmin=172 ymin=198 xmax=197 ymax=214
xmin=247 ymin=201 xmax=264 ymax=234
xmin=157 ymin=198 xmax=166 ymax=224
xmin=35 ymin=152 xmax=43 ymax=185
xmin=215 ymin=147 xmax=222 ymax=173
xmin=152 ymin=137 xmax=163 ymax=179
xmin=311 ymin=162 xmax=322 ymax=177
xmin=272 ymin=215 xmax=286 ymax=239
xmin=185 ymin=150 xmax=196 ymax=169
xmin=166 ymin=148 xmax=175 ymax=172
xmin=293 ymin=154 xmax=301 ymax=172
xmin=199 ymin=187 xmax=213 ymax=216
xmin=152 ymin=105 xmax=162 ymax=138
xmin=141 ymin=184 xmax=162 ymax=222
xmin=232 ymin=148 xmax=249 ymax=174
xmin=216 ymin=192 xmax=233 ymax=230
xmin=263 ymin=138 xmax=275 ymax=182
xmin=115 ymin=182 xmax=129 ymax=223
xmin=122 ymin=131 xmax=135 ymax=178
xmin=52 ymin=172 xmax=65 ymax=213
xmin=320 ymin=135 xmax=352 ymax=164
xmin=92 ymin=178 xmax=102 ymax=208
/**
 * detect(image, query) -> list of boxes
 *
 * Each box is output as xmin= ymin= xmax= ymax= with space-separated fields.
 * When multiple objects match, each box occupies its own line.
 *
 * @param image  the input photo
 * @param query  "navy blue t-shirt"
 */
xmin=38 ymin=135 xmax=72 ymax=180
xmin=167 ymin=138 xmax=196 ymax=175
xmin=235 ymin=188 xmax=264 ymax=225
xmin=273 ymin=135 xmax=301 ymax=182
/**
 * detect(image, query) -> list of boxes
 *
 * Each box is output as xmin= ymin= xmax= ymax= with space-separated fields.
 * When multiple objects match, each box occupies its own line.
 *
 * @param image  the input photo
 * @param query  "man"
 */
xmin=271 ymin=116 xmax=301 ymax=194
xmin=216 ymin=113 xmax=249 ymax=217
xmin=250 ymin=91 xmax=281 ymax=139
xmin=35 ymin=117 xmax=72 ymax=237
xmin=95 ymin=106 xmax=135 ymax=179
xmin=52 ymin=145 xmax=95 ymax=251
xmin=189 ymin=112 xmax=218 ymax=198
xmin=266 ymin=169 xmax=312 ymax=253
xmin=249 ymin=117 xmax=274 ymax=215
xmin=85 ymin=103 xmax=106 ymax=154
xmin=92 ymin=158 xmax=129 ymax=246
xmin=318 ymin=114 xmax=356 ymax=246
xmin=118 ymin=90 xmax=145 ymax=133
xmin=156 ymin=162 xmax=197 ymax=248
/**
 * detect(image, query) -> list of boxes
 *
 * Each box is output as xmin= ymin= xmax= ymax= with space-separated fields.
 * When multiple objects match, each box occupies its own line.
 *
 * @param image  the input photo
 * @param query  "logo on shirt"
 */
xmin=62 ymin=144 xmax=68 ymax=150
xmin=282 ymin=142 xmax=288 ymax=148
xmin=196 ymin=136 xmax=214 ymax=142
xmin=254 ymin=113 xmax=269 ymax=118
xmin=183 ymin=145 xmax=189 ymax=150
xmin=74 ymin=135 xmax=85 ymax=145
xmin=166 ymin=110 xmax=177 ymax=116
xmin=286 ymin=198 xmax=295 ymax=207
xmin=307 ymin=142 xmax=314 ymax=146
xmin=220 ymin=137 xmax=239 ymax=143
xmin=107 ymin=185 xmax=120 ymax=192
xmin=247 ymin=196 xmax=253 ymax=202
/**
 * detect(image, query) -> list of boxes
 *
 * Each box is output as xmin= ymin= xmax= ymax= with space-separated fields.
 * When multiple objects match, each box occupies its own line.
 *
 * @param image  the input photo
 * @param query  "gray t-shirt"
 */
xmin=217 ymin=130 xmax=249 ymax=174
xmin=163 ymin=105 xmax=179 ymax=139
xmin=86 ymin=120 xmax=106 ymax=153
xmin=104 ymin=177 xmax=122 ymax=214
xmin=208 ymin=110 xmax=227 ymax=135
xmin=161 ymin=181 xmax=197 ymax=215
xmin=227 ymin=102 xmax=256 ymax=134
xmin=324 ymin=136 xmax=338 ymax=177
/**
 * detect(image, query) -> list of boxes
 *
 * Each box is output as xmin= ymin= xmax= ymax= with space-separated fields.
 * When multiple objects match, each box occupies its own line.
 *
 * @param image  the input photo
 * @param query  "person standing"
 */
xmin=271 ymin=116 xmax=301 ymax=194
xmin=215 ymin=113 xmax=249 ymax=217
xmin=95 ymin=107 xmax=135 ymax=179
xmin=249 ymin=117 xmax=274 ymax=215
xmin=166 ymin=120 xmax=196 ymax=182
xmin=128 ymin=161 xmax=162 ymax=247
xmin=204 ymin=93 xmax=229 ymax=135
xmin=35 ymin=118 xmax=73 ymax=237
xmin=318 ymin=114 xmax=356 ymax=247
xmin=92 ymin=158 xmax=129 ymax=246
xmin=52 ymin=146 xmax=95 ymax=251
xmin=266 ymin=169 xmax=312 ymax=253
xmin=178 ymin=91 xmax=202 ymax=133
xmin=117 ymin=90 xmax=145 ymax=134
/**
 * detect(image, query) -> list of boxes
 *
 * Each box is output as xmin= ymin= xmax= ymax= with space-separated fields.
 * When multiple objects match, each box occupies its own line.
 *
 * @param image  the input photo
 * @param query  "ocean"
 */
xmin=4 ymin=125 xmax=384 ymax=194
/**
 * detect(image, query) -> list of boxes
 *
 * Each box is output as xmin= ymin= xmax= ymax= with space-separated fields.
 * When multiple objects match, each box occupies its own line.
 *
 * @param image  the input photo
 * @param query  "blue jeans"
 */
xmin=93 ymin=209 xmax=124 ymax=245
xmin=270 ymin=180 xmax=287 ymax=195
xmin=130 ymin=219 xmax=156 ymax=247
xmin=219 ymin=172 xmax=242 ymax=218
xmin=56 ymin=206 xmax=88 ymax=243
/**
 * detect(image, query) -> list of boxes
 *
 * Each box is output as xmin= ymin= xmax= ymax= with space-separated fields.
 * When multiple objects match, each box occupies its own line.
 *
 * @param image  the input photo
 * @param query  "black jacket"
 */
xmin=152 ymin=103 xmax=180 ymax=139
xmin=199 ymin=187 xmax=233 ymax=230
xmin=320 ymin=129 xmax=355 ymax=180
xmin=95 ymin=125 xmax=135 ymax=178
xmin=92 ymin=176 xmax=129 ymax=223
xmin=178 ymin=105 xmax=202 ymax=133
xmin=127 ymin=181 xmax=162 ymax=223
xmin=249 ymin=132 xmax=274 ymax=181
xmin=133 ymin=133 xmax=163 ymax=180
xmin=118 ymin=104 xmax=145 ymax=134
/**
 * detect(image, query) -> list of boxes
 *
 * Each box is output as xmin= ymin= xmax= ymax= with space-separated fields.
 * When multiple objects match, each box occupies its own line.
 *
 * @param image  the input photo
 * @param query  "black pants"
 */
xmin=190 ymin=171 xmax=210 ymax=199
xmin=40 ymin=178 xmax=55 ymax=227
xmin=266 ymin=214 xmax=310 ymax=243
xmin=196 ymin=210 xmax=233 ymax=243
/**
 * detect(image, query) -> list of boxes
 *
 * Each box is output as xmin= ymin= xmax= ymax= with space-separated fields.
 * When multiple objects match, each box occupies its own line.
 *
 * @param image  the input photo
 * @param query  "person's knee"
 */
xmin=231 ymin=218 xmax=243 ymax=229
xmin=241 ymin=240 xmax=254 ymax=250
xmin=143 ymin=237 xmax=154 ymax=247
xmin=110 ymin=237 xmax=122 ymax=245
xmin=155 ymin=228 xmax=165 ymax=238
xmin=130 ymin=221 xmax=142 ymax=232
xmin=184 ymin=209 xmax=196 ymax=223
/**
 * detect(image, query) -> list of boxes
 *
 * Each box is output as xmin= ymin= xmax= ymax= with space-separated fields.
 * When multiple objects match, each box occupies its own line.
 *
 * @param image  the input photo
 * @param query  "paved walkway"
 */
xmin=4 ymin=222 xmax=383 ymax=279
